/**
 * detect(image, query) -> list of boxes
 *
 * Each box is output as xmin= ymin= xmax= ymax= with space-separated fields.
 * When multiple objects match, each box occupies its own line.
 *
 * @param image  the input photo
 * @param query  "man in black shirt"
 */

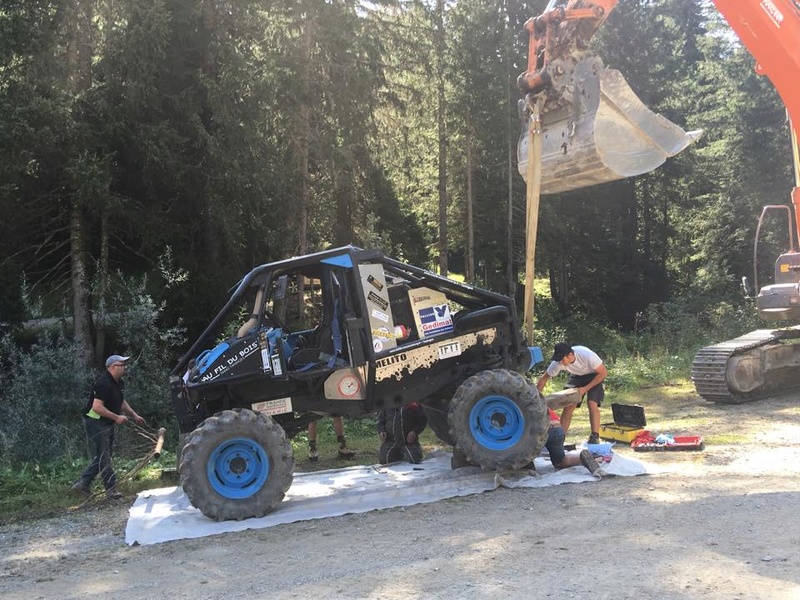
xmin=71 ymin=355 xmax=145 ymax=499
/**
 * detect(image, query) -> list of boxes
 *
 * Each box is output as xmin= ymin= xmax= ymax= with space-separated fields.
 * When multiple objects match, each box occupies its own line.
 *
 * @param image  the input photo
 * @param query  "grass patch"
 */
xmin=0 ymin=454 xmax=178 ymax=524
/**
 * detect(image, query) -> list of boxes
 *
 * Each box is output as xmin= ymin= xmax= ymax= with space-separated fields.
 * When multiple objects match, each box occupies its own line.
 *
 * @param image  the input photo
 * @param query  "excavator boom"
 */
xmin=713 ymin=1 xmax=800 ymax=135
xmin=713 ymin=0 xmax=800 ymax=227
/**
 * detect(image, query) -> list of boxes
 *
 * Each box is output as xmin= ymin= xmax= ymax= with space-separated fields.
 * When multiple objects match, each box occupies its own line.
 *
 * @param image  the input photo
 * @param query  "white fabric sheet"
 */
xmin=125 ymin=451 xmax=648 ymax=546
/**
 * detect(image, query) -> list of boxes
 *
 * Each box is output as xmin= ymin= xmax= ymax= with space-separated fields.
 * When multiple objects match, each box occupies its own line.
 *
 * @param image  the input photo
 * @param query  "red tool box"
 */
xmin=631 ymin=431 xmax=704 ymax=452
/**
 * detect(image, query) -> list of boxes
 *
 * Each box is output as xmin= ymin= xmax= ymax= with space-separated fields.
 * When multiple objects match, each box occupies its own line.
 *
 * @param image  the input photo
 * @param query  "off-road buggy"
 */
xmin=170 ymin=246 xmax=549 ymax=520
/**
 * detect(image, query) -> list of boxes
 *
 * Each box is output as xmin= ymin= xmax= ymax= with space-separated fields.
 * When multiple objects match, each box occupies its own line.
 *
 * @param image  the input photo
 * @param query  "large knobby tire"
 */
xmin=448 ymin=369 xmax=548 ymax=470
xmin=180 ymin=409 xmax=294 ymax=521
xmin=422 ymin=398 xmax=455 ymax=446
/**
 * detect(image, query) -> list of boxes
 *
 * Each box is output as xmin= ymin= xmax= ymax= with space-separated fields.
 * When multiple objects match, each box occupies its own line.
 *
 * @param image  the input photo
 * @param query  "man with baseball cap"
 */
xmin=536 ymin=342 xmax=607 ymax=445
xmin=71 ymin=355 xmax=145 ymax=499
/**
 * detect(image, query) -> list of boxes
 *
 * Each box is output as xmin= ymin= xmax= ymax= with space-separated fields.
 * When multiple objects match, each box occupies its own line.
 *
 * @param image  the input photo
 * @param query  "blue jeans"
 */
xmin=79 ymin=418 xmax=117 ymax=490
xmin=545 ymin=425 xmax=567 ymax=468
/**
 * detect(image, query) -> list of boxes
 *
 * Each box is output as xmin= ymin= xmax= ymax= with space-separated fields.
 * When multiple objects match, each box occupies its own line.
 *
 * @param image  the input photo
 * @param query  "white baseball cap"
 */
xmin=105 ymin=355 xmax=131 ymax=368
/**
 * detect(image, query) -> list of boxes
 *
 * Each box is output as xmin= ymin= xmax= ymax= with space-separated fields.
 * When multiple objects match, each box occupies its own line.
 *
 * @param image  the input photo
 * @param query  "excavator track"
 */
xmin=692 ymin=327 xmax=800 ymax=403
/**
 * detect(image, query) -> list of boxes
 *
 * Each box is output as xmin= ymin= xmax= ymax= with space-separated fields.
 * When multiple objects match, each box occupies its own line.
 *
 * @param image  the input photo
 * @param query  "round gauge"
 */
xmin=337 ymin=374 xmax=361 ymax=398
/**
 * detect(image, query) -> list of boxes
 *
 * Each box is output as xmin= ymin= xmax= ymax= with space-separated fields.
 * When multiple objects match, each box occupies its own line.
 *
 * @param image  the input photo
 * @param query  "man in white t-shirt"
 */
xmin=536 ymin=342 xmax=607 ymax=444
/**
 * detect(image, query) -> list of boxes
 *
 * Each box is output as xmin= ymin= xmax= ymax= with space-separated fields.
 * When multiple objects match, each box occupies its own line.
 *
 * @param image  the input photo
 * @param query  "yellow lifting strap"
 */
xmin=523 ymin=96 xmax=544 ymax=345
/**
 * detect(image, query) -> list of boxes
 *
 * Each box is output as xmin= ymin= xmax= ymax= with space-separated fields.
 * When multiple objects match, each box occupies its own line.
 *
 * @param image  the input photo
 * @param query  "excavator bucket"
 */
xmin=518 ymin=59 xmax=702 ymax=194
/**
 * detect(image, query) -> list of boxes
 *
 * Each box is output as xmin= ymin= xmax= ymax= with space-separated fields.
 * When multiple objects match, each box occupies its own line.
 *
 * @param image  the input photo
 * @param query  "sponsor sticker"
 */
xmin=372 ymin=326 xmax=395 ymax=340
xmin=418 ymin=304 xmax=454 ymax=336
xmin=376 ymin=352 xmax=407 ymax=368
xmin=373 ymin=338 xmax=384 ymax=352
xmin=367 ymin=274 xmax=384 ymax=291
xmin=438 ymin=341 xmax=461 ymax=360
xmin=260 ymin=347 xmax=271 ymax=372
xmin=271 ymin=353 xmax=283 ymax=376
xmin=371 ymin=308 xmax=390 ymax=323
xmin=251 ymin=397 xmax=293 ymax=416
xmin=367 ymin=290 xmax=389 ymax=311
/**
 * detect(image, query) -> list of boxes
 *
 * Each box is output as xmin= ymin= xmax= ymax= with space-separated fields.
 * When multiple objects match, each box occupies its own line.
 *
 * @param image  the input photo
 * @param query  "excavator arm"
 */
xmin=518 ymin=1 xmax=800 ymax=403
xmin=516 ymin=0 xmax=701 ymax=341
xmin=713 ymin=0 xmax=800 ymax=135
xmin=516 ymin=0 xmax=701 ymax=195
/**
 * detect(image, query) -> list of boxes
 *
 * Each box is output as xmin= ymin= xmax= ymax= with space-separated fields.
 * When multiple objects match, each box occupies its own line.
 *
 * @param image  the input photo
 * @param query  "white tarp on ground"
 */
xmin=125 ymin=450 xmax=648 ymax=546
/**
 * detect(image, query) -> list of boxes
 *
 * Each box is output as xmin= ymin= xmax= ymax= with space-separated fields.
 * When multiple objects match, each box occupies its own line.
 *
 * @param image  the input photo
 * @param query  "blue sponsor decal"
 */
xmin=419 ymin=304 xmax=453 ymax=336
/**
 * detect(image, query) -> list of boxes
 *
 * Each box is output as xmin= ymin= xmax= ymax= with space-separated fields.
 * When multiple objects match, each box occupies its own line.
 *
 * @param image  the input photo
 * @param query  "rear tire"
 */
xmin=448 ymin=369 xmax=547 ymax=470
xmin=180 ymin=409 xmax=294 ymax=521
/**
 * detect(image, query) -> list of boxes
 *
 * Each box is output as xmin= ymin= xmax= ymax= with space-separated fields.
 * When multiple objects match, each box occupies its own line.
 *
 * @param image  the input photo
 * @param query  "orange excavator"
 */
xmin=690 ymin=0 xmax=800 ymax=403
xmin=517 ymin=0 xmax=800 ymax=403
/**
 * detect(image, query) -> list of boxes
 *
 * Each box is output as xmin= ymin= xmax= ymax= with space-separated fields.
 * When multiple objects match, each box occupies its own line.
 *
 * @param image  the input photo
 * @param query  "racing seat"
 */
xmin=288 ymin=270 xmax=348 ymax=371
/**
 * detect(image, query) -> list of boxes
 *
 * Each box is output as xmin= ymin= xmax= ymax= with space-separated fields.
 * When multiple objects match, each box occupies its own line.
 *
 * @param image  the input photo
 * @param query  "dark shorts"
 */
xmin=566 ymin=372 xmax=605 ymax=407
xmin=545 ymin=426 xmax=566 ymax=467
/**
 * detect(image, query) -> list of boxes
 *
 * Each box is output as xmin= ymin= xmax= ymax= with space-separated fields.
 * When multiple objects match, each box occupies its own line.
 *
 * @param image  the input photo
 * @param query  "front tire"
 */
xmin=448 ymin=369 xmax=547 ymax=470
xmin=180 ymin=409 xmax=294 ymax=521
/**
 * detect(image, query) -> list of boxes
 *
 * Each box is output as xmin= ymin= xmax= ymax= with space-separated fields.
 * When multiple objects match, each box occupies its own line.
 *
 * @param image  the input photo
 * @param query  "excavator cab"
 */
xmin=692 ymin=199 xmax=800 ymax=405
xmin=516 ymin=0 xmax=700 ymax=194
xmin=746 ymin=205 xmax=800 ymax=321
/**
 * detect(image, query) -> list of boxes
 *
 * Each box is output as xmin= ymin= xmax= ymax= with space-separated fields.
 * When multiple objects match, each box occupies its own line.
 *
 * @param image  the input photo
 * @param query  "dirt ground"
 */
xmin=2 ymin=387 xmax=800 ymax=600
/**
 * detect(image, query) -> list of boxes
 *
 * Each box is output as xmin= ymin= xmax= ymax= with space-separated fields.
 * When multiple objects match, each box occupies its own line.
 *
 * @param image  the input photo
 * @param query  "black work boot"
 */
xmin=309 ymin=440 xmax=319 ymax=462
xmin=337 ymin=435 xmax=355 ymax=458
xmin=71 ymin=480 xmax=91 ymax=497
xmin=580 ymin=449 xmax=601 ymax=476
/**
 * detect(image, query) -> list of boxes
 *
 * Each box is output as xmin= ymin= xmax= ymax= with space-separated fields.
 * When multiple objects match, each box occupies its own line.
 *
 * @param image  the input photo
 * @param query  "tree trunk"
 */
xmin=66 ymin=0 xmax=95 ymax=369
xmin=549 ymin=256 xmax=569 ymax=317
xmin=435 ymin=0 xmax=448 ymax=276
xmin=465 ymin=113 xmax=474 ymax=284
xmin=505 ymin=37 xmax=516 ymax=298
xmin=70 ymin=204 xmax=94 ymax=368
xmin=332 ymin=157 xmax=353 ymax=245
xmin=94 ymin=213 xmax=109 ymax=365
xmin=296 ymin=15 xmax=313 ymax=321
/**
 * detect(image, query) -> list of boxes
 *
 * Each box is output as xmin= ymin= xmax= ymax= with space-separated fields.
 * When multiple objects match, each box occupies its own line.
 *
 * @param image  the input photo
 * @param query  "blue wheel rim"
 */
xmin=207 ymin=437 xmax=270 ymax=499
xmin=469 ymin=395 xmax=524 ymax=450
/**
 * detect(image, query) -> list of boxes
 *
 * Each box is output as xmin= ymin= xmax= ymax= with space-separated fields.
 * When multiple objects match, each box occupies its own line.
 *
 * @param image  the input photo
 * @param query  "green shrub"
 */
xmin=607 ymin=350 xmax=693 ymax=391
xmin=108 ymin=274 xmax=186 ymax=431
xmin=0 ymin=332 xmax=91 ymax=463
xmin=0 ymin=274 xmax=185 ymax=466
xmin=530 ymin=311 xmax=628 ymax=363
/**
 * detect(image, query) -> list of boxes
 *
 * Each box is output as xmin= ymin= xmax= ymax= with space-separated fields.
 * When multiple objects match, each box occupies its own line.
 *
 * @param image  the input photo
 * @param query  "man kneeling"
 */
xmin=377 ymin=402 xmax=428 ymax=464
